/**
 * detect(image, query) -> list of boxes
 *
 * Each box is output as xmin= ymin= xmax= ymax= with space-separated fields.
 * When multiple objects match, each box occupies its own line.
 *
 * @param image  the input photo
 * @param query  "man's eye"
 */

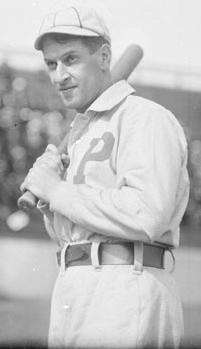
xmin=46 ymin=61 xmax=57 ymax=71
xmin=63 ymin=56 xmax=77 ymax=66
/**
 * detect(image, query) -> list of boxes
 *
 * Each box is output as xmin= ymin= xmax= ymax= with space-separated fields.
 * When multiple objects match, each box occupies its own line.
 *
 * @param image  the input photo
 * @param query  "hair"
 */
xmin=40 ymin=33 xmax=110 ymax=54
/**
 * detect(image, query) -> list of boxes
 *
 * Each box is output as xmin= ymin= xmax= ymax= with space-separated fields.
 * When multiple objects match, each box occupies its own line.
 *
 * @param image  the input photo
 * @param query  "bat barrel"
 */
xmin=111 ymin=44 xmax=143 ymax=83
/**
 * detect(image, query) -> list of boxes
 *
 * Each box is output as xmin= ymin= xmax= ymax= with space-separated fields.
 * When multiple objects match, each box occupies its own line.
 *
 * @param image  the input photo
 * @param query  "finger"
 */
xmin=20 ymin=182 xmax=26 ymax=193
xmin=20 ymin=175 xmax=33 ymax=192
xmin=34 ymin=154 xmax=63 ymax=172
xmin=23 ymin=182 xmax=43 ymax=201
xmin=27 ymin=166 xmax=49 ymax=179
xmin=20 ymin=171 xmax=33 ymax=192
xmin=46 ymin=144 xmax=59 ymax=154
xmin=36 ymin=152 xmax=60 ymax=163
xmin=22 ymin=171 xmax=42 ymax=194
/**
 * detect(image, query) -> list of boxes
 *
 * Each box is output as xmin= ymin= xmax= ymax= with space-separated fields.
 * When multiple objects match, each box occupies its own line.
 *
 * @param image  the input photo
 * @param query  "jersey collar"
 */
xmin=87 ymin=80 xmax=135 ymax=113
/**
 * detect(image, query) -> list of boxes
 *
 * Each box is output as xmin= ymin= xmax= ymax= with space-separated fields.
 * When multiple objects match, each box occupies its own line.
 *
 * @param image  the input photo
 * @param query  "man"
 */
xmin=21 ymin=4 xmax=189 ymax=348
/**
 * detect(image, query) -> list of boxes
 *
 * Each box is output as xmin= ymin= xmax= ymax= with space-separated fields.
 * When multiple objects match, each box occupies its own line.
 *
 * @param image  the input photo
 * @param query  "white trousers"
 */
xmin=48 ymin=264 xmax=184 ymax=348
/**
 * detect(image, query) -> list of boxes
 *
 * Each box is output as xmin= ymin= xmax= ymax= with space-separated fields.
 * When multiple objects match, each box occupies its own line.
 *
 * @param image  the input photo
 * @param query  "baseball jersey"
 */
xmin=39 ymin=80 xmax=189 ymax=248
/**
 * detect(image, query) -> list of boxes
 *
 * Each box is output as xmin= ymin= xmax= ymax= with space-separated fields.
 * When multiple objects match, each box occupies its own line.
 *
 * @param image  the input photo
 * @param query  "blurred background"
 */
xmin=0 ymin=0 xmax=201 ymax=347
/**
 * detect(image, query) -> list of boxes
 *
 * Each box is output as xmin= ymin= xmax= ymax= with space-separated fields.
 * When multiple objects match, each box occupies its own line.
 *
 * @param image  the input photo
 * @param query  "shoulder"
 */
xmin=120 ymin=94 xmax=183 ymax=129
xmin=121 ymin=94 xmax=173 ymax=119
xmin=118 ymin=94 xmax=188 ymax=149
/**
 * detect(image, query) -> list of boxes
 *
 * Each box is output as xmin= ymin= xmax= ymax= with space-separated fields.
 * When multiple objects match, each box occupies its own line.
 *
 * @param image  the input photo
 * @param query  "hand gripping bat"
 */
xmin=18 ymin=44 xmax=143 ymax=210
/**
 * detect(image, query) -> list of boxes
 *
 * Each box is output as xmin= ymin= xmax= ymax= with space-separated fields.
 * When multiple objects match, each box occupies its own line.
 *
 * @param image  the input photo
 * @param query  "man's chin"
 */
xmin=60 ymin=95 xmax=77 ymax=110
xmin=61 ymin=96 xmax=87 ymax=112
xmin=62 ymin=99 xmax=76 ymax=109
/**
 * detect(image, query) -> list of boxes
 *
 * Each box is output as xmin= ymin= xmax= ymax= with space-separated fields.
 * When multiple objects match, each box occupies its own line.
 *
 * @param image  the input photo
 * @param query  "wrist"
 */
xmin=47 ymin=179 xmax=64 ymax=207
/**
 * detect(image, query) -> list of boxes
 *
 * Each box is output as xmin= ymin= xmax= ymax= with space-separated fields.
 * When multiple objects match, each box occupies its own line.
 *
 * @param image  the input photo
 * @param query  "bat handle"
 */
xmin=17 ymin=190 xmax=38 ymax=210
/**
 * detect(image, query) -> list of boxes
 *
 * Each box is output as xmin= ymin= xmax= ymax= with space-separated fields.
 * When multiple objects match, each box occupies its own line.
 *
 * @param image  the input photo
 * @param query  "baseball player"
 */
xmin=21 ymin=4 xmax=190 ymax=348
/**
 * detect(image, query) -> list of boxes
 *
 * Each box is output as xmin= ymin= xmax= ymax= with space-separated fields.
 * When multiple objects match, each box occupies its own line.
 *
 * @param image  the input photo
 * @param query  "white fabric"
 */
xmin=38 ymin=80 xmax=189 ymax=347
xmin=48 ymin=265 xmax=184 ymax=348
xmin=34 ymin=5 xmax=111 ymax=50
xmin=43 ymin=80 xmax=189 ymax=248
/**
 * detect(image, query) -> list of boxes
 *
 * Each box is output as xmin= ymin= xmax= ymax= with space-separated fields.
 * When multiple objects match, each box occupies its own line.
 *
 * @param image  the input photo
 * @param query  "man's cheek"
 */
xmin=73 ymin=85 xmax=83 ymax=103
xmin=49 ymin=72 xmax=55 ymax=85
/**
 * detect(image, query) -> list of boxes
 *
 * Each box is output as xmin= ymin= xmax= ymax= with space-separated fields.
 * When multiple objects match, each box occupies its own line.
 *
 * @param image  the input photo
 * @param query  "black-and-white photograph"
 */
xmin=0 ymin=0 xmax=200 ymax=348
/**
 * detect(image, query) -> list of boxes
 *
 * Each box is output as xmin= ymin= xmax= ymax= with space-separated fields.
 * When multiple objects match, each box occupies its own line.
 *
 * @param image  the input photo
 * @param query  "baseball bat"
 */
xmin=111 ymin=44 xmax=143 ymax=83
xmin=18 ymin=44 xmax=143 ymax=210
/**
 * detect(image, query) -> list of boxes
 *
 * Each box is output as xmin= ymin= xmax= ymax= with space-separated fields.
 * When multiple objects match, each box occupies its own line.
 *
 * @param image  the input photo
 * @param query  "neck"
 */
xmin=77 ymin=73 xmax=113 ymax=114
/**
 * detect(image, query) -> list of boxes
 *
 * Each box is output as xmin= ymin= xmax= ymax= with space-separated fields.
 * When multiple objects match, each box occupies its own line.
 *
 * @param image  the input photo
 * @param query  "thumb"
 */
xmin=45 ymin=144 xmax=59 ymax=154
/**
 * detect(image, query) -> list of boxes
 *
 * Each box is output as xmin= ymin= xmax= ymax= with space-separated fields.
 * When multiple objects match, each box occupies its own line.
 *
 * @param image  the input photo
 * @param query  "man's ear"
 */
xmin=98 ymin=44 xmax=111 ymax=70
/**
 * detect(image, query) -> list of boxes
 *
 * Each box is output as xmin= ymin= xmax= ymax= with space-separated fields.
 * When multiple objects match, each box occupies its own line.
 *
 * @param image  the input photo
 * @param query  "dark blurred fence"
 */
xmin=0 ymin=62 xmax=201 ymax=228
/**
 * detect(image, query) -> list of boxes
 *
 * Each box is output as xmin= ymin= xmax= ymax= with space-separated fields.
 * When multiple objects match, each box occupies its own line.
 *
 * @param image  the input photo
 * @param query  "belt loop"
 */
xmin=91 ymin=241 xmax=101 ymax=269
xmin=133 ymin=241 xmax=143 ymax=274
xmin=60 ymin=242 xmax=69 ymax=275
xmin=166 ymin=247 xmax=175 ymax=273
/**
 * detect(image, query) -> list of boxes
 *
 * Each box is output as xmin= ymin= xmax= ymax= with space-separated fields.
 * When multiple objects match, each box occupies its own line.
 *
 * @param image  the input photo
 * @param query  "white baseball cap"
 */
xmin=34 ymin=5 xmax=111 ymax=50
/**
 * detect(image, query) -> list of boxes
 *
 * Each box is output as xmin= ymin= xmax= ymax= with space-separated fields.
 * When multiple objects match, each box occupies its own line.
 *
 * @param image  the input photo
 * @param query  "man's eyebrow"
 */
xmin=44 ymin=50 xmax=78 ymax=62
xmin=60 ymin=50 xmax=78 ymax=59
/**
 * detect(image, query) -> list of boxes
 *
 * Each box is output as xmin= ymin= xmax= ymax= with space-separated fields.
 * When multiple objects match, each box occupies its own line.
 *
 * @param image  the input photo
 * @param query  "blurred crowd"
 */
xmin=0 ymin=62 xmax=201 ymax=228
xmin=0 ymin=63 xmax=74 ymax=223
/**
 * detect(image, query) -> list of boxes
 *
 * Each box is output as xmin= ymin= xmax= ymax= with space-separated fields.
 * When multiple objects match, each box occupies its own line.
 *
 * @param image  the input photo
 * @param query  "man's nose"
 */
xmin=53 ymin=61 xmax=70 ymax=84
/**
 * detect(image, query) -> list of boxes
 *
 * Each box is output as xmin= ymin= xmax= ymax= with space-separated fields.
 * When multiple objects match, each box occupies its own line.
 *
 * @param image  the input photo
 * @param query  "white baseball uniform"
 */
xmin=39 ymin=80 xmax=189 ymax=348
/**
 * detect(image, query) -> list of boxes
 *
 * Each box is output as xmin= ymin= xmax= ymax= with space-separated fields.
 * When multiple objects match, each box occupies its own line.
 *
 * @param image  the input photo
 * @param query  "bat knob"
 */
xmin=17 ymin=191 xmax=38 ymax=210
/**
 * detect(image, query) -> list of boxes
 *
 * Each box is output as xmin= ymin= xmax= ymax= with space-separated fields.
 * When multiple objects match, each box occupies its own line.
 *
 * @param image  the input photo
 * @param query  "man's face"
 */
xmin=42 ymin=37 xmax=105 ymax=112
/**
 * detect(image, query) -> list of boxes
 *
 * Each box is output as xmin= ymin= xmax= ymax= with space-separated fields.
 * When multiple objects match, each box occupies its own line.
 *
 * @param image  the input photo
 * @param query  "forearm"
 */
xmin=48 ymin=181 xmax=171 ymax=242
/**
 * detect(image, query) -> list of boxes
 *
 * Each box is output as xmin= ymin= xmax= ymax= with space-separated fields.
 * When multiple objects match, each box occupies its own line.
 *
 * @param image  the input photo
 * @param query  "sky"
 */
xmin=0 ymin=0 xmax=200 ymax=72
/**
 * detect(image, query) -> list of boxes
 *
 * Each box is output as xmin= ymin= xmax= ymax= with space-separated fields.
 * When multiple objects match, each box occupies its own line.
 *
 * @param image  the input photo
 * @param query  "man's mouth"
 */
xmin=59 ymin=86 xmax=77 ymax=92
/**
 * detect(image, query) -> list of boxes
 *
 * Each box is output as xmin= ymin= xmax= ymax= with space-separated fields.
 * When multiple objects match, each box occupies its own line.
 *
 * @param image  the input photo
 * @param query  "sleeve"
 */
xmin=48 ymin=105 xmax=187 ymax=243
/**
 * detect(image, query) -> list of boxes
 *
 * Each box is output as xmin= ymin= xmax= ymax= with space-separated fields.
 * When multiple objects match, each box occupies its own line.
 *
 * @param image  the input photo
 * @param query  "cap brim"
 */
xmin=34 ymin=26 xmax=100 ymax=50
